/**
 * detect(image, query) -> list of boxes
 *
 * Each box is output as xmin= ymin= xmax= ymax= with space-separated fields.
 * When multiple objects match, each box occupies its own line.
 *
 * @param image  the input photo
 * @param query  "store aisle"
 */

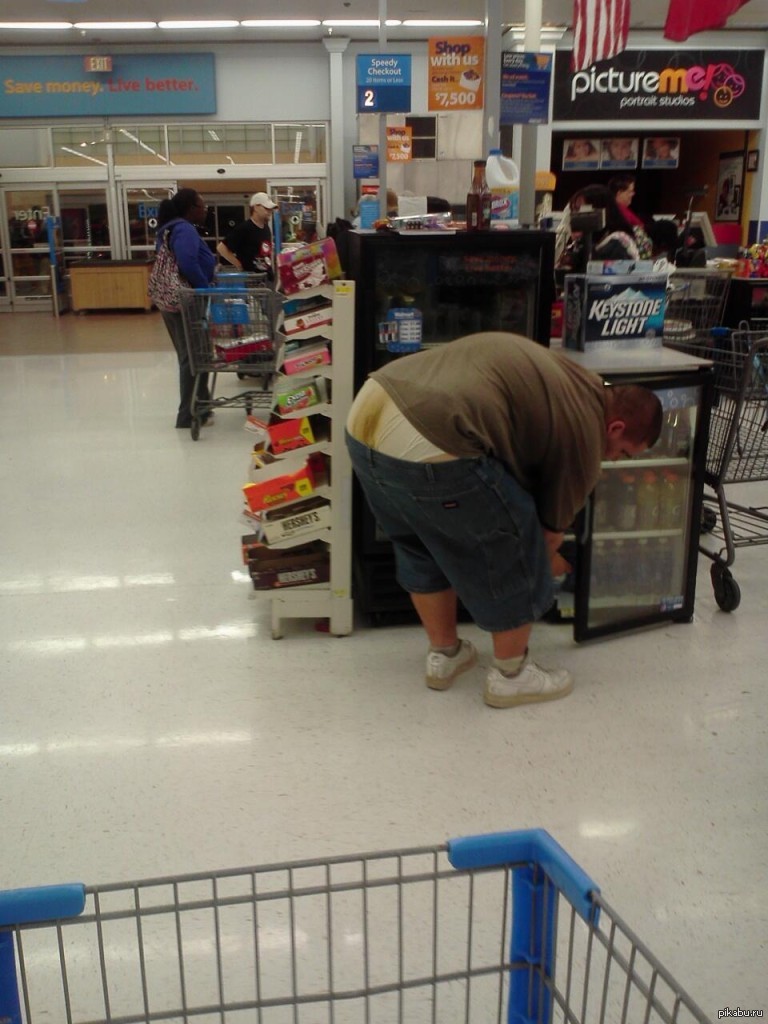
xmin=1 ymin=313 xmax=766 ymax=1016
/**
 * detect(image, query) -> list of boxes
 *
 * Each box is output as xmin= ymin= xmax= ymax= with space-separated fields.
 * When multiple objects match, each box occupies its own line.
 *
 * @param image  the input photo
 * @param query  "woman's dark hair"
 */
xmin=569 ymin=184 xmax=627 ymax=236
xmin=171 ymin=188 xmax=201 ymax=219
xmin=648 ymin=218 xmax=680 ymax=257
xmin=156 ymin=198 xmax=177 ymax=229
xmin=608 ymin=174 xmax=635 ymax=197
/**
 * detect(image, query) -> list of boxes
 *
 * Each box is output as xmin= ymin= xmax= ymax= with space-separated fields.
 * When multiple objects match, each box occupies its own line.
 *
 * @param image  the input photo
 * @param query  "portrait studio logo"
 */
xmin=571 ymin=61 xmax=747 ymax=111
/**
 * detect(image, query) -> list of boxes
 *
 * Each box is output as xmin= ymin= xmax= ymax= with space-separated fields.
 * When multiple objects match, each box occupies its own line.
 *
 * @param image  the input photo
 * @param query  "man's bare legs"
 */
xmin=410 ymin=589 xmax=532 ymax=658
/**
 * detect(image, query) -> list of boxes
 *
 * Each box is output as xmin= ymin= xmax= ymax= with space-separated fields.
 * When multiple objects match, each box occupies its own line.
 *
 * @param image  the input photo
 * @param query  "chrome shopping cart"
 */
xmin=662 ymin=268 xmax=732 ymax=352
xmin=0 ymin=830 xmax=712 ymax=1023
xmin=179 ymin=282 xmax=280 ymax=440
xmin=694 ymin=324 xmax=768 ymax=611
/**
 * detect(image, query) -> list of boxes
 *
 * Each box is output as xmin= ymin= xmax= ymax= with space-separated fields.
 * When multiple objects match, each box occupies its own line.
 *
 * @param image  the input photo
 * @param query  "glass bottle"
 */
xmin=466 ymin=159 xmax=491 ymax=231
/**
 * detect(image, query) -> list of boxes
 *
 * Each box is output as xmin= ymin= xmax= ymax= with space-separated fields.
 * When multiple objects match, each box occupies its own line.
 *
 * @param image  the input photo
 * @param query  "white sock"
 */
xmin=493 ymin=653 xmax=526 ymax=677
xmin=431 ymin=641 xmax=461 ymax=657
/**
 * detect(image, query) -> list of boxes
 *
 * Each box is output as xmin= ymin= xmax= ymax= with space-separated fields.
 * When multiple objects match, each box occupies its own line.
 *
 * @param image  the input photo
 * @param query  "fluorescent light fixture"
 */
xmin=60 ymin=146 xmax=107 ymax=166
xmin=158 ymin=20 xmax=239 ymax=29
xmin=241 ymin=20 xmax=322 ymax=28
xmin=74 ymin=22 xmax=157 ymax=30
xmin=322 ymin=20 xmax=402 ymax=27
xmin=207 ymin=129 xmax=221 ymax=141
xmin=0 ymin=21 xmax=72 ymax=29
xmin=402 ymin=19 xmax=483 ymax=27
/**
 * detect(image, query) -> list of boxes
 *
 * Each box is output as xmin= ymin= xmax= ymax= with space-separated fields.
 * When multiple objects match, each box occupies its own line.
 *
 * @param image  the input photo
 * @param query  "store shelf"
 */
xmin=242 ymin=280 xmax=354 ymax=638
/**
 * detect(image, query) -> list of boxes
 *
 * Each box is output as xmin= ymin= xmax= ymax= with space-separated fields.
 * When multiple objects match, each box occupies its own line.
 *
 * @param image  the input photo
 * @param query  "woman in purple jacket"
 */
xmin=155 ymin=189 xmax=216 ymax=428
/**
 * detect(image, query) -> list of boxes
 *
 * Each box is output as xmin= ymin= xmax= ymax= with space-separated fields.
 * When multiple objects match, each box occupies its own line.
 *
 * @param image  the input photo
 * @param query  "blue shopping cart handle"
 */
xmin=447 ymin=829 xmax=599 ymax=924
xmin=0 ymin=884 xmax=85 ymax=927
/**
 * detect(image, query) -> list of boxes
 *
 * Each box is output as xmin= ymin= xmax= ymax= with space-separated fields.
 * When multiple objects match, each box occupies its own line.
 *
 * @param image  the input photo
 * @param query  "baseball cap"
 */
xmin=250 ymin=192 xmax=277 ymax=209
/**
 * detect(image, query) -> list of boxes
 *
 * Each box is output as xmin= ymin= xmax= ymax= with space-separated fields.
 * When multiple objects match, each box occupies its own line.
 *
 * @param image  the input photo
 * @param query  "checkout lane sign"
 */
xmin=356 ymin=54 xmax=411 ymax=113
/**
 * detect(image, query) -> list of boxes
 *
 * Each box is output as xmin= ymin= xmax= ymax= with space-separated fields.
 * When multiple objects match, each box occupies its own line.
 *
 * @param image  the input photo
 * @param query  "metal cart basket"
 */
xmin=695 ymin=325 xmax=768 ymax=610
xmin=179 ymin=283 xmax=280 ymax=440
xmin=661 ymin=268 xmax=732 ymax=351
xmin=0 ymin=830 xmax=712 ymax=1023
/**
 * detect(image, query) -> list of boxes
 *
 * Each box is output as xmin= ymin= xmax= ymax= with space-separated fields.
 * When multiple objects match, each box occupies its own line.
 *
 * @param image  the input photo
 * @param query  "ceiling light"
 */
xmin=241 ymin=20 xmax=322 ymax=28
xmin=158 ymin=20 xmax=239 ymax=29
xmin=74 ymin=22 xmax=157 ymax=30
xmin=322 ymin=20 xmax=402 ymax=28
xmin=60 ymin=146 xmax=107 ymax=166
xmin=402 ymin=20 xmax=484 ymax=27
xmin=0 ymin=21 xmax=72 ymax=29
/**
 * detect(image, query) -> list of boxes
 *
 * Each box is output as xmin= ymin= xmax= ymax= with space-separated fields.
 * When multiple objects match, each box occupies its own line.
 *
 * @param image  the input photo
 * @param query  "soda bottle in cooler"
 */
xmin=659 ymin=469 xmax=685 ymax=530
xmin=590 ymin=540 xmax=608 ymax=599
xmin=616 ymin=472 xmax=637 ymax=531
xmin=636 ymin=469 xmax=660 ymax=531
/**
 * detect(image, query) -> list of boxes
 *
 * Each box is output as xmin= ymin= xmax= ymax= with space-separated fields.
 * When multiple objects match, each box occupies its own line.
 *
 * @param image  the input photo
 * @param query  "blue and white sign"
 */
xmin=500 ymin=52 xmax=552 ymax=126
xmin=353 ymin=145 xmax=380 ymax=179
xmin=0 ymin=53 xmax=216 ymax=117
xmin=356 ymin=54 xmax=411 ymax=113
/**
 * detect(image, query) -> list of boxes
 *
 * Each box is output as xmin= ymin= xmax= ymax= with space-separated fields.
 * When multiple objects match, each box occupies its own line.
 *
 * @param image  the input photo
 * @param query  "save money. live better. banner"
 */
xmin=0 ymin=53 xmax=216 ymax=117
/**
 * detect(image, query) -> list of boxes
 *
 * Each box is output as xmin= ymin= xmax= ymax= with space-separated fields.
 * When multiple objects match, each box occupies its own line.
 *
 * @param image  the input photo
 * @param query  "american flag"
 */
xmin=664 ymin=0 xmax=751 ymax=41
xmin=571 ymin=0 xmax=631 ymax=72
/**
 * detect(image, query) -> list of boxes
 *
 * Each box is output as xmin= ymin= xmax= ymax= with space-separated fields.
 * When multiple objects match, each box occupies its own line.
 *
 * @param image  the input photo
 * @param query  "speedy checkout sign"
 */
xmin=427 ymin=36 xmax=485 ymax=111
xmin=553 ymin=49 xmax=763 ymax=121
xmin=356 ymin=55 xmax=412 ymax=113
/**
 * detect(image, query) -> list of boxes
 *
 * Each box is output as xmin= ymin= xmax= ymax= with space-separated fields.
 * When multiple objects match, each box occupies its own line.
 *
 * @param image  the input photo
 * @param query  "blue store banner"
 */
xmin=500 ymin=52 xmax=552 ymax=126
xmin=356 ymin=54 xmax=411 ymax=113
xmin=0 ymin=53 xmax=216 ymax=117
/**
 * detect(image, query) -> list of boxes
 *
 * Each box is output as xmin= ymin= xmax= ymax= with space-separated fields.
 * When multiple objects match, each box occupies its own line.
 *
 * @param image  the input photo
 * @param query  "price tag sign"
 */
xmin=356 ymin=54 xmax=412 ymax=113
xmin=428 ymin=36 xmax=485 ymax=111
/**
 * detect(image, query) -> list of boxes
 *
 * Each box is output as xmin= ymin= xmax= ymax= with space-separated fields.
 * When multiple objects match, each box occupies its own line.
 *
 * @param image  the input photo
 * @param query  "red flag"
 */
xmin=664 ymin=0 xmax=751 ymax=41
xmin=571 ymin=0 xmax=631 ymax=71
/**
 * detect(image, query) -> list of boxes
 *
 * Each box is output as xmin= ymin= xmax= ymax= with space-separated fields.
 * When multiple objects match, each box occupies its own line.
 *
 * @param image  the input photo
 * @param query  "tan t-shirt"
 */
xmin=370 ymin=332 xmax=606 ymax=530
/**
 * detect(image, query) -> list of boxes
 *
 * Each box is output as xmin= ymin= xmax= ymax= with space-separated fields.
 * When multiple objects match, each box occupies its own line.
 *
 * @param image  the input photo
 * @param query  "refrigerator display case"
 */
xmin=562 ymin=347 xmax=714 ymax=642
xmin=346 ymin=228 xmax=556 ymax=621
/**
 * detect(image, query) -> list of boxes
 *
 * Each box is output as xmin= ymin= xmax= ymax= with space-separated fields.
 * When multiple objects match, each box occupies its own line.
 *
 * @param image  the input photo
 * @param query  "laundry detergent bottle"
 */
xmin=486 ymin=148 xmax=520 ymax=227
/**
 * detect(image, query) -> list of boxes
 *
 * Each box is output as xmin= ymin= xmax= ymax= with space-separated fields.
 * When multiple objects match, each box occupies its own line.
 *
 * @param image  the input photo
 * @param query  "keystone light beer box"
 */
xmin=563 ymin=272 xmax=668 ymax=352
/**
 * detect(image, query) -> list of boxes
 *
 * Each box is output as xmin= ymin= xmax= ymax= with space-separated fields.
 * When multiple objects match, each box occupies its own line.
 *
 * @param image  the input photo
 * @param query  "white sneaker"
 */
xmin=425 ymin=639 xmax=478 ymax=691
xmin=484 ymin=656 xmax=573 ymax=708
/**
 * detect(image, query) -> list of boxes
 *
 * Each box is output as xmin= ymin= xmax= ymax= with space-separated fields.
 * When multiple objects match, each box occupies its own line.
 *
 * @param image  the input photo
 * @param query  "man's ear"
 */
xmin=606 ymin=419 xmax=626 ymax=440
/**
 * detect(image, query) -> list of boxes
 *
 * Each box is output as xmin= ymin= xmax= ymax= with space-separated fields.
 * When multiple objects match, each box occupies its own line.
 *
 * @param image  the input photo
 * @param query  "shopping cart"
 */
xmin=179 ymin=283 xmax=280 ymax=440
xmin=693 ymin=324 xmax=768 ymax=611
xmin=0 ymin=830 xmax=713 ymax=1023
xmin=661 ymin=268 xmax=732 ymax=352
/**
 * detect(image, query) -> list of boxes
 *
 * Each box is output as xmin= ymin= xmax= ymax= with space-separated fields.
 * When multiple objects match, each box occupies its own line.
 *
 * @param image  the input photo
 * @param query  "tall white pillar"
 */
xmin=323 ymin=36 xmax=350 ymax=223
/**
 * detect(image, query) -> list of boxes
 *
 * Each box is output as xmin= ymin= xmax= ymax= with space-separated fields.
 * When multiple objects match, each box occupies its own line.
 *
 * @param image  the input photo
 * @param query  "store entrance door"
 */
xmin=118 ymin=183 xmax=177 ymax=260
xmin=0 ymin=186 xmax=56 ymax=312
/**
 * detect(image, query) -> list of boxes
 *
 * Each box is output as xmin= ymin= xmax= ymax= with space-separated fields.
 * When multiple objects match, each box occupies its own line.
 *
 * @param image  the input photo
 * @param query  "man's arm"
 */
xmin=543 ymin=528 xmax=571 ymax=576
xmin=216 ymin=240 xmax=242 ymax=270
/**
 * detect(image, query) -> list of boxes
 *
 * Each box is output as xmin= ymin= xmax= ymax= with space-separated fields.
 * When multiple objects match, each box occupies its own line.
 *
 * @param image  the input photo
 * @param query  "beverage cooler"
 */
xmin=345 ymin=228 xmax=556 ymax=622
xmin=561 ymin=348 xmax=714 ymax=642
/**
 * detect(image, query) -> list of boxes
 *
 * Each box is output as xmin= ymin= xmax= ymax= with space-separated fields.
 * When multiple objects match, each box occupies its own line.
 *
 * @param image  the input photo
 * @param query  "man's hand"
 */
xmin=543 ymin=529 xmax=572 ymax=577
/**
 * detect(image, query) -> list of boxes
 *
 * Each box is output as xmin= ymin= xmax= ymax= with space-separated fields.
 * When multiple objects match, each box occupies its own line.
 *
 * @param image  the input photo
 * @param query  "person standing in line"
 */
xmin=156 ymin=188 xmax=216 ymax=429
xmin=217 ymin=192 xmax=277 ymax=279
xmin=345 ymin=333 xmax=662 ymax=709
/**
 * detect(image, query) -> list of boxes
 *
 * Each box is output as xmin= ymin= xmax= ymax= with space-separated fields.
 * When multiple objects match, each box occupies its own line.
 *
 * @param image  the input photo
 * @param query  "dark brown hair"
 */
xmin=606 ymin=385 xmax=663 ymax=448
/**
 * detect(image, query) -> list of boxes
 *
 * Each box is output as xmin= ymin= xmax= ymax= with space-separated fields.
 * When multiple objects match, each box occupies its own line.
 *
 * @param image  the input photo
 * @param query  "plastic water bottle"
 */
xmin=486 ymin=148 xmax=520 ymax=228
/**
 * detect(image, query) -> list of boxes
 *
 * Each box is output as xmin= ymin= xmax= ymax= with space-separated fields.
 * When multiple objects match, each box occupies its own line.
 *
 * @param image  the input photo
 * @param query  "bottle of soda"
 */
xmin=466 ymin=159 xmax=491 ymax=231
xmin=616 ymin=472 xmax=637 ymax=531
xmin=659 ymin=469 xmax=685 ymax=529
xmin=636 ymin=469 xmax=660 ymax=531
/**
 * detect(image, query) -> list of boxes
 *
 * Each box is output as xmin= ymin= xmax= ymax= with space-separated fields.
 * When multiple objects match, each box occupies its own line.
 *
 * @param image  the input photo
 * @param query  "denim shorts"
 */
xmin=346 ymin=432 xmax=553 ymax=633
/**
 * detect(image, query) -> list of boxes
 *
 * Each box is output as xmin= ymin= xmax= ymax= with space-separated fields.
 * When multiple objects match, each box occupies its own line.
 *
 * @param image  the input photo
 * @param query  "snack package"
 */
xmin=277 ymin=239 xmax=342 ymax=295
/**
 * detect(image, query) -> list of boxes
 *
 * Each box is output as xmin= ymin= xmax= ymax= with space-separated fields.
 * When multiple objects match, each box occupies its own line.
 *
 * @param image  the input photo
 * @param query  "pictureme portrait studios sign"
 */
xmin=552 ymin=50 xmax=764 ymax=121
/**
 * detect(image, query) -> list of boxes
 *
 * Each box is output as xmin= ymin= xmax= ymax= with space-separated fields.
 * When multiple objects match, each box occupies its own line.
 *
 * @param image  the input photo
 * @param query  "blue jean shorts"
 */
xmin=346 ymin=432 xmax=553 ymax=633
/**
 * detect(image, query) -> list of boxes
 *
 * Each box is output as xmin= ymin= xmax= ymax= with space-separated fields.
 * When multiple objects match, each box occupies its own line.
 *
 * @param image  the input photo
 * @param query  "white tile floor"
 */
xmin=1 ymin=312 xmax=766 ymax=1019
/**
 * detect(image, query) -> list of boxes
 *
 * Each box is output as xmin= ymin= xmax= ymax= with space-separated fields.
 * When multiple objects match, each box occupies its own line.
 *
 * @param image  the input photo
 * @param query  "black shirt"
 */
xmin=222 ymin=219 xmax=273 ymax=277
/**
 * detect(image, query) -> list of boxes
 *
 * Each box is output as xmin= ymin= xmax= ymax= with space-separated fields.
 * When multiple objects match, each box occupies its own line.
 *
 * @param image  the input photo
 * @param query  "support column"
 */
xmin=519 ymin=0 xmax=543 ymax=227
xmin=484 ymin=0 xmax=503 ymax=156
xmin=323 ymin=36 xmax=351 ymax=223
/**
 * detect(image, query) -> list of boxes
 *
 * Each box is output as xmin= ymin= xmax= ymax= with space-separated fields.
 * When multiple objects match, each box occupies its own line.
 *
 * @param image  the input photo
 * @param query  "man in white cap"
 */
xmin=217 ymin=191 xmax=277 ymax=279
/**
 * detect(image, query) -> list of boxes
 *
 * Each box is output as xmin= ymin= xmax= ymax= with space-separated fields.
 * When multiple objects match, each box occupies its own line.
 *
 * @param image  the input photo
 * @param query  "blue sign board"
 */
xmin=356 ymin=54 xmax=411 ymax=113
xmin=500 ymin=52 xmax=552 ymax=126
xmin=353 ymin=145 xmax=379 ymax=179
xmin=0 ymin=53 xmax=216 ymax=117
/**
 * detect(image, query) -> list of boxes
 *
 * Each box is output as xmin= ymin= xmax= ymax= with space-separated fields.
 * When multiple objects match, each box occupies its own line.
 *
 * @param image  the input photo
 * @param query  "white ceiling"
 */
xmin=1 ymin=0 xmax=767 ymax=47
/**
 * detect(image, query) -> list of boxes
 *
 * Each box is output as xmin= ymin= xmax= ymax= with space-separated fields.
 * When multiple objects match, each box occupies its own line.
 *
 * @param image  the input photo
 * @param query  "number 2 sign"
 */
xmin=356 ymin=54 xmax=412 ymax=114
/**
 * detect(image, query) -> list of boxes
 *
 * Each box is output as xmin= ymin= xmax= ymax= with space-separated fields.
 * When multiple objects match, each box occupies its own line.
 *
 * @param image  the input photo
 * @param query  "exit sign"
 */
xmin=84 ymin=56 xmax=113 ymax=72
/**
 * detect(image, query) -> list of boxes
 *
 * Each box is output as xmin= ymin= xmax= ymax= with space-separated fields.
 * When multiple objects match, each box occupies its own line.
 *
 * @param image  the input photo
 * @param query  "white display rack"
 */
xmin=243 ymin=280 xmax=355 ymax=638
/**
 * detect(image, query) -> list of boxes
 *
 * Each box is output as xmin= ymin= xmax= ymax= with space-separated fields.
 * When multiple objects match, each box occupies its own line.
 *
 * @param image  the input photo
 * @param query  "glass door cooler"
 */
xmin=562 ymin=349 xmax=714 ymax=642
